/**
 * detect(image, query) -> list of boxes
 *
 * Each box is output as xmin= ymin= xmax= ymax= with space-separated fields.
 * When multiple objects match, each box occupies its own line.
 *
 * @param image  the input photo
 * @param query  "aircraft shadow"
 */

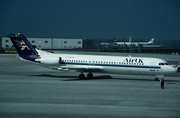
xmin=34 ymin=74 xmax=113 ymax=81
xmin=35 ymin=74 xmax=77 ymax=79
xmin=65 ymin=75 xmax=114 ymax=81
xmin=33 ymin=74 xmax=179 ymax=82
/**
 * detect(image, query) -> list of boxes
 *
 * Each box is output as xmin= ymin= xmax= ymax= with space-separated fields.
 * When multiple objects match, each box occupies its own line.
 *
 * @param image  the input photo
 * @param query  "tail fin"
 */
xmin=148 ymin=38 xmax=154 ymax=43
xmin=6 ymin=33 xmax=40 ymax=62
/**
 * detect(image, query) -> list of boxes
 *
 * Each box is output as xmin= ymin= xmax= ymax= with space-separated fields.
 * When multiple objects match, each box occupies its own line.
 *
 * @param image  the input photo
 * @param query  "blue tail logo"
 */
xmin=7 ymin=33 xmax=40 ymax=62
xmin=14 ymin=39 xmax=31 ymax=51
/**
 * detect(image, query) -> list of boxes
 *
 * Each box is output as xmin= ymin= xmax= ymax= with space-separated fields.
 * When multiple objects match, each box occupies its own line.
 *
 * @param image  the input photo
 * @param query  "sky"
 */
xmin=0 ymin=0 xmax=180 ymax=40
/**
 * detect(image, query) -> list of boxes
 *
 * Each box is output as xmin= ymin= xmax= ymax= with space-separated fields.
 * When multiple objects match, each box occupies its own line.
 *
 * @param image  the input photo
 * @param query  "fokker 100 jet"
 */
xmin=6 ymin=33 xmax=176 ymax=80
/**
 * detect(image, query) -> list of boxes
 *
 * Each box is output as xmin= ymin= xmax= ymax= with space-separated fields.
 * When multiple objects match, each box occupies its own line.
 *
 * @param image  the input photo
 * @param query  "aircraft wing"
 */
xmin=57 ymin=66 xmax=103 ymax=72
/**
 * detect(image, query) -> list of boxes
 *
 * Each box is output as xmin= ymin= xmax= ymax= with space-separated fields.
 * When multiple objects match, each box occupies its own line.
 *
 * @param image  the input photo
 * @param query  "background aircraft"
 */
xmin=114 ymin=37 xmax=154 ymax=46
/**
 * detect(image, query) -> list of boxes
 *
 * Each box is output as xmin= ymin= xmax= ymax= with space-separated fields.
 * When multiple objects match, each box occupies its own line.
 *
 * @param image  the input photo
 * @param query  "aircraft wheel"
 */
xmin=87 ymin=73 xmax=93 ymax=79
xmin=79 ymin=74 xmax=85 ymax=79
xmin=154 ymin=77 xmax=159 ymax=81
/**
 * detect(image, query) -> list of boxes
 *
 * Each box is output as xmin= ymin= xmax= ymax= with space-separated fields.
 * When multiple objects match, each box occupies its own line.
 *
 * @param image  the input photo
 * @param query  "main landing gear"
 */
xmin=79 ymin=72 xmax=93 ymax=79
xmin=79 ymin=73 xmax=85 ymax=79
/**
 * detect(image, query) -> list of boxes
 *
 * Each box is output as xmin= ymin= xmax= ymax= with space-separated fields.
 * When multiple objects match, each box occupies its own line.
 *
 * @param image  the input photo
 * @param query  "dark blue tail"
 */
xmin=7 ymin=33 xmax=39 ymax=62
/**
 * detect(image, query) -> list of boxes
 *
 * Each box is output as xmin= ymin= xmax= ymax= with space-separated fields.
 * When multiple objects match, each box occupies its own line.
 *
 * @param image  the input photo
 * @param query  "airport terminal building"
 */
xmin=2 ymin=37 xmax=83 ymax=50
xmin=1 ymin=36 xmax=180 ymax=54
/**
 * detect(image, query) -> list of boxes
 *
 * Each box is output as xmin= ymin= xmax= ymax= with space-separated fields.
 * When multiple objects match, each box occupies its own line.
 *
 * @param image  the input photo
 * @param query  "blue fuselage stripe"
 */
xmin=61 ymin=62 xmax=161 ymax=69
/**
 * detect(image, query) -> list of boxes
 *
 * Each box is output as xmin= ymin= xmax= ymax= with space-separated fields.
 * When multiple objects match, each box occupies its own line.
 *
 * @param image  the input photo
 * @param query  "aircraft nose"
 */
xmin=169 ymin=66 xmax=177 ymax=73
xmin=163 ymin=66 xmax=177 ymax=74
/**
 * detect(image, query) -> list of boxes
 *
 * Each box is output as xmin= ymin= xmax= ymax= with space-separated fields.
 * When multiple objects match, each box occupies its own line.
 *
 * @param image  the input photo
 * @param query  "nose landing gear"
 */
xmin=154 ymin=77 xmax=159 ymax=81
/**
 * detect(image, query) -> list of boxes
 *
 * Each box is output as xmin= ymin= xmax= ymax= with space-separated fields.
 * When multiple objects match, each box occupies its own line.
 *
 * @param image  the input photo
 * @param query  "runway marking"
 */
xmin=167 ymin=82 xmax=176 ymax=84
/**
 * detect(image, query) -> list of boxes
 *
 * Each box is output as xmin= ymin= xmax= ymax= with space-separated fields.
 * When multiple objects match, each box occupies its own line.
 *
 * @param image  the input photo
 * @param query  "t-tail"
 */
xmin=148 ymin=38 xmax=154 ymax=44
xmin=6 ymin=33 xmax=40 ymax=62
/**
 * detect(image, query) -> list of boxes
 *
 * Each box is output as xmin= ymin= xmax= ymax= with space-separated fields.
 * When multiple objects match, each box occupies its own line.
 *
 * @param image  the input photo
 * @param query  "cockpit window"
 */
xmin=159 ymin=63 xmax=168 ymax=66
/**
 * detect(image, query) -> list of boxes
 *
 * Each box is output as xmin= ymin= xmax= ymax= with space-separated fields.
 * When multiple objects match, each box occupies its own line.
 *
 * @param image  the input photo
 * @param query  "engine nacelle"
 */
xmin=37 ymin=57 xmax=61 ymax=65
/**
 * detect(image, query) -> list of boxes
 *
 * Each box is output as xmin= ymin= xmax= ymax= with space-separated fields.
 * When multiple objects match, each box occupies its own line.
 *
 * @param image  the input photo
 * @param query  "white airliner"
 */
xmin=115 ymin=37 xmax=154 ymax=46
xmin=7 ymin=33 xmax=176 ymax=80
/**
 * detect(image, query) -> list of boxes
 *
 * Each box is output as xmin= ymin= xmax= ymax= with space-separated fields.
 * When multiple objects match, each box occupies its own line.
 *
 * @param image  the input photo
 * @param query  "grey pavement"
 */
xmin=0 ymin=53 xmax=180 ymax=118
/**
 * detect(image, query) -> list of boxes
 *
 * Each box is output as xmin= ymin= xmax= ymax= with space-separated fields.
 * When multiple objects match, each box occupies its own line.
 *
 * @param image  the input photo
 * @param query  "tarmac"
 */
xmin=0 ymin=52 xmax=180 ymax=118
